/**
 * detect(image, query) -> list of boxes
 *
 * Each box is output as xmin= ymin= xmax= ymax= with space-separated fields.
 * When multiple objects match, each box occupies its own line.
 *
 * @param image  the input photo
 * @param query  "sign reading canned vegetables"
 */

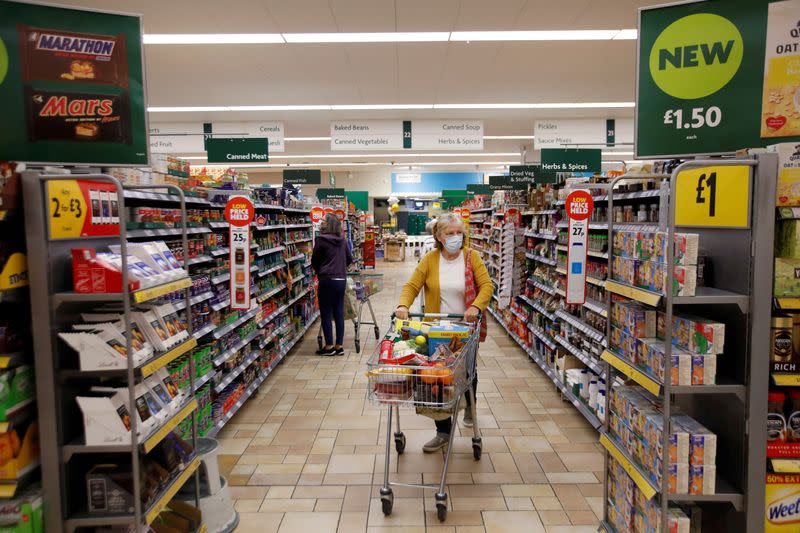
xmin=565 ymin=190 xmax=594 ymax=305
xmin=47 ymin=179 xmax=120 ymax=240
xmin=0 ymin=1 xmax=148 ymax=164
xmin=224 ymin=196 xmax=254 ymax=310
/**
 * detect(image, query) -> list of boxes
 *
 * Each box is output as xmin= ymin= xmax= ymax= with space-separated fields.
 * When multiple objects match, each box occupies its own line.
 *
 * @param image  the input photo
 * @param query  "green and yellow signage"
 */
xmin=637 ymin=0 xmax=800 ymax=158
xmin=0 ymin=1 xmax=148 ymax=164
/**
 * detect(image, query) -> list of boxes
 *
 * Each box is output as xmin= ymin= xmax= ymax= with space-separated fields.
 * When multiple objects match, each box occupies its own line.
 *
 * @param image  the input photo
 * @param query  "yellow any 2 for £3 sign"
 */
xmin=674 ymin=165 xmax=751 ymax=228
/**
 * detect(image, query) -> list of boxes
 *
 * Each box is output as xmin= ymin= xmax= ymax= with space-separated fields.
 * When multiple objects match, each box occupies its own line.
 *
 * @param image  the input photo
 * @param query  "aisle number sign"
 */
xmin=225 ymin=196 xmax=255 ymax=310
xmin=565 ymin=190 xmax=594 ymax=305
xmin=674 ymin=165 xmax=750 ymax=228
xmin=47 ymin=180 xmax=120 ymax=240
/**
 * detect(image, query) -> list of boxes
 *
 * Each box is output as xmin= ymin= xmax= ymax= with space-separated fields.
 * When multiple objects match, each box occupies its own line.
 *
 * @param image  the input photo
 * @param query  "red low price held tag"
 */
xmin=565 ymin=190 xmax=594 ymax=305
xmin=225 ymin=196 xmax=255 ymax=310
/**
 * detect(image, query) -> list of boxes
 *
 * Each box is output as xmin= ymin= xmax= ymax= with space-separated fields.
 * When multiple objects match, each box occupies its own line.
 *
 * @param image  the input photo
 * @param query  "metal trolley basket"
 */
xmin=367 ymin=312 xmax=482 ymax=522
xmin=317 ymin=271 xmax=382 ymax=353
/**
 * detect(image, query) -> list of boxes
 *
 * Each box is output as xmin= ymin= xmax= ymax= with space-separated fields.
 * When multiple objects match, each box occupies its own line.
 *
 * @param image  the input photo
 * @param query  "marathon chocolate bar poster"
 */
xmin=0 ymin=1 xmax=147 ymax=165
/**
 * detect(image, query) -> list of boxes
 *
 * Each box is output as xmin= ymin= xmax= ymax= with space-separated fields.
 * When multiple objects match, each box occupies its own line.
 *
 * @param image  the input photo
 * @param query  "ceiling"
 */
xmin=53 ymin=0 xmax=654 ymax=169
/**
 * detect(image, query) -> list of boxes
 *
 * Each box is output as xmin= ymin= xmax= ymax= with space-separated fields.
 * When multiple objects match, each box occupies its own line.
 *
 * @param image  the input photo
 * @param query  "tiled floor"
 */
xmin=217 ymin=259 xmax=604 ymax=532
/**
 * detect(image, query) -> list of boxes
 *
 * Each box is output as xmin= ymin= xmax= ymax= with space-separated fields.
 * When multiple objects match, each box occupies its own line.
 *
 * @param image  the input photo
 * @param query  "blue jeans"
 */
xmin=319 ymin=278 xmax=346 ymax=346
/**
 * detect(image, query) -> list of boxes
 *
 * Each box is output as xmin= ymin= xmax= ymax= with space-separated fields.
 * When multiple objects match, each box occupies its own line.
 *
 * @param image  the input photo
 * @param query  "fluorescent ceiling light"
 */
xmin=451 ymin=30 xmax=619 ymax=41
xmin=143 ymin=33 xmax=284 ymax=44
xmin=284 ymin=32 xmax=450 ymax=43
xmin=148 ymin=102 xmax=634 ymax=112
xmin=143 ymin=30 xmax=636 ymax=45
xmin=484 ymin=135 xmax=535 ymax=140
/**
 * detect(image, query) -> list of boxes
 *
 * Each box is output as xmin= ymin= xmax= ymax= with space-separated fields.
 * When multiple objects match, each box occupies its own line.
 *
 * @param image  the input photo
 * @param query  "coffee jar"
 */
xmin=771 ymin=316 xmax=794 ymax=364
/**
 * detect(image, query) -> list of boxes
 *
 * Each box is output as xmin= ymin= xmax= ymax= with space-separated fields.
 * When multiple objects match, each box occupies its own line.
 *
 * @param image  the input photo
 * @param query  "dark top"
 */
xmin=311 ymin=234 xmax=353 ymax=279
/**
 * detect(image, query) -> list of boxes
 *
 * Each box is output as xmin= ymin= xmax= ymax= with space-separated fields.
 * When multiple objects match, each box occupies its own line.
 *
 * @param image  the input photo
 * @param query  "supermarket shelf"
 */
xmin=523 ymin=231 xmax=558 ymax=241
xmin=260 ymin=322 xmax=290 ymax=349
xmin=172 ymin=290 xmax=215 ymax=312
xmin=208 ymin=221 xmax=229 ymax=229
xmin=529 ymin=352 xmax=601 ymax=430
xmin=528 ymin=325 xmax=557 ymax=351
xmin=554 ymin=310 xmax=606 ymax=344
xmin=212 ymin=307 xmax=259 ymax=339
xmin=213 ymin=328 xmax=261 ymax=366
xmin=210 ymin=247 xmax=229 ymax=257
xmin=256 ymin=245 xmax=285 ymax=257
xmin=528 ymin=279 xmax=556 ymax=296
xmin=669 ymin=476 xmax=744 ymax=510
xmin=285 ymin=223 xmax=312 ymax=229
xmin=285 ymin=237 xmax=312 ymax=245
xmin=286 ymin=253 xmax=305 ymax=263
xmin=193 ymin=369 xmax=217 ymax=392
xmin=583 ymin=298 xmax=608 ymax=318
xmin=471 ymin=207 xmax=493 ymax=214
xmin=258 ymin=305 xmax=287 ymax=328
xmin=599 ymin=431 xmax=658 ymax=500
xmin=586 ymin=276 xmax=606 ymax=288
xmin=517 ymin=294 xmax=556 ymax=321
xmin=126 ymin=226 xmax=211 ymax=238
xmin=286 ymin=287 xmax=311 ymax=307
xmin=61 ymin=399 xmax=197 ymax=459
xmin=775 ymin=297 xmax=800 ymax=310
xmin=254 ymin=224 xmax=286 ymax=231
xmin=257 ymin=263 xmax=285 ymax=278
xmin=52 ymin=277 xmax=193 ymax=307
xmin=0 ymin=462 xmax=41 ymax=498
xmin=123 ymin=189 xmax=210 ymax=205
xmin=186 ymin=254 xmax=213 ymax=266
xmin=211 ymin=272 xmax=230 ymax=285
xmin=283 ymin=206 xmax=310 ymax=213
xmin=192 ymin=322 xmax=216 ymax=339
xmin=510 ymin=307 xmax=528 ymax=322
xmin=525 ymin=252 xmax=557 ymax=266
xmin=211 ymin=299 xmax=230 ymax=312
xmin=601 ymin=349 xmax=661 ymax=396
xmin=215 ymin=351 xmax=261 ymax=393
xmin=673 ymin=287 xmax=750 ymax=313
xmin=471 ymin=234 xmax=487 ymax=241
xmin=605 ymin=280 xmax=662 ymax=307
xmin=778 ymin=206 xmax=800 ymax=220
xmin=553 ymin=334 xmax=604 ymax=375
xmin=769 ymin=458 xmax=800 ymax=473
xmin=257 ymin=283 xmax=288 ymax=303
xmin=530 ymin=209 xmax=559 ymax=215
xmin=139 ymin=338 xmax=198 ymax=378
xmin=555 ymin=287 xmax=567 ymax=297
xmin=144 ymin=457 xmax=202 ymax=523
xmin=556 ymin=221 xmax=607 ymax=230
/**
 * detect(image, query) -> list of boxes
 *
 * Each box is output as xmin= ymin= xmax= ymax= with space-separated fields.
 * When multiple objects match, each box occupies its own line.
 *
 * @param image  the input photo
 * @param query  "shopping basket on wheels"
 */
xmin=366 ymin=312 xmax=482 ymax=522
xmin=317 ymin=271 xmax=382 ymax=353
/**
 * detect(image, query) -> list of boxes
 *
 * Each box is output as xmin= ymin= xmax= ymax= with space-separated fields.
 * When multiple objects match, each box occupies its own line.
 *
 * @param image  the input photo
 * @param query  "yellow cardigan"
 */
xmin=398 ymin=248 xmax=493 ymax=314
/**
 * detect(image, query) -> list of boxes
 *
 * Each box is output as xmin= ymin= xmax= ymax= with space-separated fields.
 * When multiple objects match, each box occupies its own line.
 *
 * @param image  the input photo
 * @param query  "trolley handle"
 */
xmin=392 ymin=311 xmax=482 ymax=320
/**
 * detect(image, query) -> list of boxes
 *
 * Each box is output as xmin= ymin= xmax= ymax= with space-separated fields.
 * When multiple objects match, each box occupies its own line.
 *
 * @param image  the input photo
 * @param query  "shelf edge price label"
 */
xmin=674 ymin=165 xmax=751 ymax=228
xmin=225 ymin=196 xmax=255 ymax=310
xmin=565 ymin=190 xmax=593 ymax=305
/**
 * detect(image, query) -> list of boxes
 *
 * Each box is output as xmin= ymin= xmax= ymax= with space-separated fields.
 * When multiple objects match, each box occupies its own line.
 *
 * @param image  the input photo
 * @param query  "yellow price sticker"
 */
xmin=47 ymin=180 xmax=87 ymax=239
xmin=674 ymin=165 xmax=751 ymax=228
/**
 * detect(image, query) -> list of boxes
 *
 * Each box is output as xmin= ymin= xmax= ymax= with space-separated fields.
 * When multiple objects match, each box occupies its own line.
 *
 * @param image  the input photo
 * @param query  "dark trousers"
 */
xmin=318 ymin=278 xmax=346 ymax=346
xmin=435 ymin=377 xmax=477 ymax=435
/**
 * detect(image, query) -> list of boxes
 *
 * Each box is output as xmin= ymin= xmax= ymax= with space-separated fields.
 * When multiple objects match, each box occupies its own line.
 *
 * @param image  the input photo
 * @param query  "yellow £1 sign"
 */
xmin=674 ymin=165 xmax=751 ymax=228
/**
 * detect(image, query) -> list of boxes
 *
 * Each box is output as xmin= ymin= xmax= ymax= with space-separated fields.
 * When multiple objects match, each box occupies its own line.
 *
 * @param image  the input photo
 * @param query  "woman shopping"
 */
xmin=395 ymin=212 xmax=493 ymax=452
xmin=312 ymin=213 xmax=353 ymax=356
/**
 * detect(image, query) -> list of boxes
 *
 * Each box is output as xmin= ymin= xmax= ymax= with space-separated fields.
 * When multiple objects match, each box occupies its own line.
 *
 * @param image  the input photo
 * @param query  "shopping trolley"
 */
xmin=366 ymin=312 xmax=482 ymax=522
xmin=317 ymin=271 xmax=382 ymax=353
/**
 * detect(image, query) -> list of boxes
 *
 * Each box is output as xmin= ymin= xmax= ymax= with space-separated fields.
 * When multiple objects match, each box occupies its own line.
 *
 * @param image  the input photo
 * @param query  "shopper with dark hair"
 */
xmin=311 ymin=213 xmax=353 ymax=356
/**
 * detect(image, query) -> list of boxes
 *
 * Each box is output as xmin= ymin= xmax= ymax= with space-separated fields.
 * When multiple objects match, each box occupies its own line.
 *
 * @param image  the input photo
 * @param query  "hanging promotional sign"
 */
xmin=0 ymin=1 xmax=148 ymax=165
xmin=224 ymin=196 xmax=255 ymax=310
xmin=565 ymin=190 xmax=594 ymax=305
xmin=206 ymin=138 xmax=268 ymax=163
xmin=47 ymin=179 xmax=120 ymax=239
xmin=150 ymin=122 xmax=286 ymax=154
xmin=283 ymin=169 xmax=321 ymax=185
xmin=316 ymin=188 xmax=346 ymax=201
xmin=674 ymin=165 xmax=751 ymax=228
xmin=636 ymin=0 xmax=800 ymax=157
xmin=363 ymin=231 xmax=376 ymax=268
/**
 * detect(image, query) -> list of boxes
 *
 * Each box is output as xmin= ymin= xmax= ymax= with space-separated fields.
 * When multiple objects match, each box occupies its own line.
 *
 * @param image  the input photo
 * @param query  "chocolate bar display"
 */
xmin=17 ymin=24 xmax=129 ymax=87
xmin=24 ymin=87 xmax=131 ymax=143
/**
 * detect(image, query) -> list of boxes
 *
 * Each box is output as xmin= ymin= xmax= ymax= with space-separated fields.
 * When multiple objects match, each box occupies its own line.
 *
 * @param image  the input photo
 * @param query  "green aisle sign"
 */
xmin=0 ymin=1 xmax=148 ymax=164
xmin=316 ymin=188 xmax=345 ymax=200
xmin=206 ymin=138 xmax=268 ymax=163
xmin=636 ymin=0 xmax=800 ymax=157
xmin=283 ymin=169 xmax=321 ymax=185
xmin=466 ymin=184 xmax=492 ymax=194
xmin=509 ymin=164 xmax=559 ymax=184
xmin=488 ymin=175 xmax=527 ymax=190
xmin=346 ymin=191 xmax=369 ymax=212
xmin=541 ymin=149 xmax=601 ymax=173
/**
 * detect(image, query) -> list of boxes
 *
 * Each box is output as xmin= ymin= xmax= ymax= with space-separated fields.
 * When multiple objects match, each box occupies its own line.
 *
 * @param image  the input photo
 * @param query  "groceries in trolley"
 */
xmin=368 ymin=318 xmax=472 ymax=403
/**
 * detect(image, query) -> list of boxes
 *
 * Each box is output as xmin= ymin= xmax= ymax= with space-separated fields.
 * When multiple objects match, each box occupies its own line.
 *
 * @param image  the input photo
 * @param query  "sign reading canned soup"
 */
xmin=409 ymin=120 xmax=484 ymax=150
xmin=224 ymin=196 xmax=255 ymax=310
xmin=565 ymin=190 xmax=594 ymax=305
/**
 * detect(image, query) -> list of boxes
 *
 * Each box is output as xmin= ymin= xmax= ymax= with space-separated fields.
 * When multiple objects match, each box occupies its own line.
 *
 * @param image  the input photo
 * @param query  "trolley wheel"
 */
xmin=380 ymin=489 xmax=394 ymax=516
xmin=373 ymin=326 xmax=380 ymax=339
xmin=394 ymin=432 xmax=406 ymax=455
xmin=472 ymin=437 xmax=482 ymax=460
xmin=355 ymin=340 xmax=361 ymax=353
xmin=436 ymin=503 xmax=447 ymax=522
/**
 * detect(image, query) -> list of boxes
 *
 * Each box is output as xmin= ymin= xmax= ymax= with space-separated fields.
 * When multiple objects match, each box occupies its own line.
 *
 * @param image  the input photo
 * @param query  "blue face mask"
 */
xmin=444 ymin=234 xmax=463 ymax=253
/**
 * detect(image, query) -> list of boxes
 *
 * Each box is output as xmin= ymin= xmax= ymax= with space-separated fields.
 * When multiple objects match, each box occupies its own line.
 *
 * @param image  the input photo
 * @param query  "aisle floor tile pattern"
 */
xmin=219 ymin=259 xmax=603 ymax=532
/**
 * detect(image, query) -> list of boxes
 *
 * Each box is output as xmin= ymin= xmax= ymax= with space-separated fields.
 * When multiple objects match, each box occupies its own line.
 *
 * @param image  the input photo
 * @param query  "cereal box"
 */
xmin=691 ymin=354 xmax=717 ymax=385
xmin=688 ymin=465 xmax=716 ymax=495
xmin=663 ymin=314 xmax=726 ymax=355
xmin=768 ymin=143 xmax=800 ymax=207
xmin=774 ymin=258 xmax=800 ymax=297
xmin=673 ymin=415 xmax=717 ymax=467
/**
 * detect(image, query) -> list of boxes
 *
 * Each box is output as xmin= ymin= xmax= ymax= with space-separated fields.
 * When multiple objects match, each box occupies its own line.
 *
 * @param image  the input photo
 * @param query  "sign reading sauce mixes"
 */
xmin=0 ymin=1 xmax=148 ymax=164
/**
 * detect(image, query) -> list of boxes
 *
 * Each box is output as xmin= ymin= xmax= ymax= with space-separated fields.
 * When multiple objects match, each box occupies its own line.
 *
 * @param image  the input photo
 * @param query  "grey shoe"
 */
xmin=422 ymin=433 xmax=450 ymax=453
xmin=463 ymin=411 xmax=474 ymax=428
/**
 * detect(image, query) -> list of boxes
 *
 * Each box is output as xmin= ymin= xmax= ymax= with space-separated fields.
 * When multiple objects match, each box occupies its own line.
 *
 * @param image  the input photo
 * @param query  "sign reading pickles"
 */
xmin=0 ymin=1 xmax=147 ymax=164
xmin=637 ymin=0 xmax=800 ymax=157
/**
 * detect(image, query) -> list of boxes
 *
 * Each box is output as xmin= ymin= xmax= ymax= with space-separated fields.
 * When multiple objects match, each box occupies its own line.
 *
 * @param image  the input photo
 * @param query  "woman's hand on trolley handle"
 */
xmin=395 ymin=305 xmax=409 ymax=320
xmin=464 ymin=305 xmax=480 ymax=323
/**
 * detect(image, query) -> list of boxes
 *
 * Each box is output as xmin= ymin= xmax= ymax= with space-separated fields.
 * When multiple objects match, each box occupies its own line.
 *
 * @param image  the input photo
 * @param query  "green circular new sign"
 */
xmin=0 ymin=37 xmax=7 ymax=86
xmin=649 ymin=13 xmax=743 ymax=100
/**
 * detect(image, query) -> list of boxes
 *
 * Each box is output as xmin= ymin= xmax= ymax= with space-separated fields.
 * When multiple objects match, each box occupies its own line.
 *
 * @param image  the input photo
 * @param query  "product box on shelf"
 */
xmin=776 ymin=220 xmax=800 ymax=259
xmin=86 ymin=464 xmax=135 ymax=514
xmin=765 ymin=473 xmax=800 ymax=532
xmin=0 ymin=366 xmax=34 ymax=420
xmin=767 ymin=142 xmax=800 ymax=207
xmin=611 ymin=300 xmax=657 ymax=338
xmin=659 ymin=313 xmax=726 ymax=355
xmin=0 ymin=421 xmax=39 ymax=480
xmin=612 ymin=256 xmax=697 ymax=296
xmin=612 ymin=230 xmax=699 ymax=266
xmin=775 ymin=258 xmax=800 ymax=296
xmin=0 ymin=492 xmax=44 ymax=533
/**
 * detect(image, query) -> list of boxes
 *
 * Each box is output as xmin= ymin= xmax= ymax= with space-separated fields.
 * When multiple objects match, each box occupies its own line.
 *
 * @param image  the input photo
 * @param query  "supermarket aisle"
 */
xmin=216 ymin=259 xmax=604 ymax=533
